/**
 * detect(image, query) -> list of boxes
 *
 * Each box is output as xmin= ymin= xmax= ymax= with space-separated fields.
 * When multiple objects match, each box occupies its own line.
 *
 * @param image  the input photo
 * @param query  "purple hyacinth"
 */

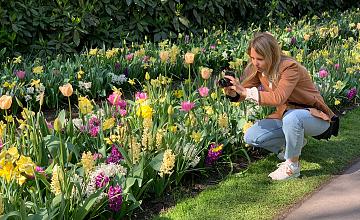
xmin=205 ymin=143 xmax=223 ymax=166
xmin=347 ymin=87 xmax=357 ymax=100
xmin=290 ymin=36 xmax=296 ymax=45
xmin=123 ymin=67 xmax=129 ymax=77
xmin=106 ymin=145 xmax=123 ymax=164
xmin=114 ymin=62 xmax=121 ymax=71
xmin=108 ymin=185 xmax=123 ymax=212
xmin=95 ymin=172 xmax=110 ymax=188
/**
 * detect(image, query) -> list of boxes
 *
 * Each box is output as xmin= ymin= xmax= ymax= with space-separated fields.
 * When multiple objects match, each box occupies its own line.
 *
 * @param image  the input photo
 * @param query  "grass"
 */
xmin=156 ymin=107 xmax=360 ymax=220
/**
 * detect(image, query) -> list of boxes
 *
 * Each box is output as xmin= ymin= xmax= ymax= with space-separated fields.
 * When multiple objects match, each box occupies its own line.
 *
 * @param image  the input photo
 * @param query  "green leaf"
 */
xmin=72 ymin=190 xmax=102 ymax=220
xmin=44 ymin=135 xmax=60 ymax=158
xmin=73 ymin=30 xmax=80 ymax=46
xmin=0 ymin=211 xmax=22 ymax=219
xmin=193 ymin=9 xmax=201 ymax=24
xmin=149 ymin=151 xmax=164 ymax=171
xmin=66 ymin=142 xmax=80 ymax=160
xmin=172 ymin=17 xmax=179 ymax=31
xmin=178 ymin=16 xmax=190 ymax=28
xmin=0 ymin=47 xmax=6 ymax=57
xmin=58 ymin=109 xmax=66 ymax=127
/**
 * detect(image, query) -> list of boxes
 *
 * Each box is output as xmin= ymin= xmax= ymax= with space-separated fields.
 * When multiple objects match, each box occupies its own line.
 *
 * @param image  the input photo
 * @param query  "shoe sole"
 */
xmin=270 ymin=172 xmax=300 ymax=181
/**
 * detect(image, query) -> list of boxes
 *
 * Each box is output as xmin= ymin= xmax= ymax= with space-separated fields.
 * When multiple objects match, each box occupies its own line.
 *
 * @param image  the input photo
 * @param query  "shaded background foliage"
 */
xmin=0 ymin=0 xmax=359 ymax=59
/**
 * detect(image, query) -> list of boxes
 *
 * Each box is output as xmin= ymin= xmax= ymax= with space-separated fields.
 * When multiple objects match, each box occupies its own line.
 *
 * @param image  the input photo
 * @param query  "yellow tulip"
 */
xmin=0 ymin=95 xmax=12 ymax=110
xmin=200 ymin=67 xmax=213 ymax=80
xmin=184 ymin=52 xmax=195 ymax=64
xmin=59 ymin=83 xmax=73 ymax=97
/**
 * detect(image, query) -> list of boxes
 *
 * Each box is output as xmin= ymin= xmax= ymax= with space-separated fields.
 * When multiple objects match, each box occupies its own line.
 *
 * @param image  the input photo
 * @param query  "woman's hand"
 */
xmin=224 ymin=75 xmax=247 ymax=97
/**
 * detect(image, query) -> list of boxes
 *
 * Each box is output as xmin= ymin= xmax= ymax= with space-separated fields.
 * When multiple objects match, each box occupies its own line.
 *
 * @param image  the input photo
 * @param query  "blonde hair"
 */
xmin=242 ymin=32 xmax=292 ymax=86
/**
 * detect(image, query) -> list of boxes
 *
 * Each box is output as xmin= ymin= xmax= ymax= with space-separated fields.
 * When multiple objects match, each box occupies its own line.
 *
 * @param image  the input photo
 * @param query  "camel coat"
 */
xmin=242 ymin=59 xmax=335 ymax=121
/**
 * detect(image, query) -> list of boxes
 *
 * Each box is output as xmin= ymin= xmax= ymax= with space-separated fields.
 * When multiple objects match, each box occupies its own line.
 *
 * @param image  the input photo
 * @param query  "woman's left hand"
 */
xmin=224 ymin=75 xmax=247 ymax=97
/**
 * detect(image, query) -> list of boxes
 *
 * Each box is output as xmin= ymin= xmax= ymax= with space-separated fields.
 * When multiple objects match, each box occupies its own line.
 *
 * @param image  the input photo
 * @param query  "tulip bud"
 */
xmin=145 ymin=72 xmax=150 ymax=81
xmin=53 ymin=118 xmax=62 ymax=132
xmin=167 ymin=105 xmax=174 ymax=115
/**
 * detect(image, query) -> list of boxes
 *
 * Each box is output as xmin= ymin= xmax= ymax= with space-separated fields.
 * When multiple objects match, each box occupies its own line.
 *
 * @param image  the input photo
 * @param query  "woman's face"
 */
xmin=250 ymin=47 xmax=267 ymax=73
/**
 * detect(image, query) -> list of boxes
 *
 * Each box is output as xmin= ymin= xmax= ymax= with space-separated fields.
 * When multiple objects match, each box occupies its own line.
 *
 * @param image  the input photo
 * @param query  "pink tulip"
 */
xmin=334 ymin=63 xmax=340 ymax=70
xmin=180 ymin=101 xmax=195 ymax=112
xmin=198 ymin=87 xmax=209 ymax=97
xmin=318 ymin=69 xmax=329 ymax=78
xmin=15 ymin=70 xmax=26 ymax=79
xmin=135 ymin=92 xmax=148 ymax=101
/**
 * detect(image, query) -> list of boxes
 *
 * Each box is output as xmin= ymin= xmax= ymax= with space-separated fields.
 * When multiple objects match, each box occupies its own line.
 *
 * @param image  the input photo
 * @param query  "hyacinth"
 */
xmin=159 ymin=149 xmax=176 ymax=177
xmin=89 ymin=126 xmax=99 ymax=137
xmin=130 ymin=137 xmax=141 ymax=164
xmin=108 ymin=185 xmax=123 ymax=212
xmin=205 ymin=143 xmax=223 ymax=165
xmin=95 ymin=172 xmax=110 ymax=188
xmin=334 ymin=63 xmax=340 ymax=70
xmin=218 ymin=113 xmax=229 ymax=128
xmin=180 ymin=101 xmax=195 ymax=112
xmin=89 ymin=116 xmax=101 ymax=128
xmin=50 ymin=165 xmax=63 ymax=195
xmin=347 ymin=87 xmax=357 ymax=100
xmin=82 ymin=151 xmax=95 ymax=175
xmin=155 ymin=129 xmax=165 ymax=149
xmin=106 ymin=145 xmax=123 ymax=164
xmin=85 ymin=163 xmax=127 ymax=199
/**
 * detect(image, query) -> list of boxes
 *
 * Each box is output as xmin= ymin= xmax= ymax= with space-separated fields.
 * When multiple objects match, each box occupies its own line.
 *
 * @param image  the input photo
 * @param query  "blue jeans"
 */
xmin=244 ymin=109 xmax=330 ymax=159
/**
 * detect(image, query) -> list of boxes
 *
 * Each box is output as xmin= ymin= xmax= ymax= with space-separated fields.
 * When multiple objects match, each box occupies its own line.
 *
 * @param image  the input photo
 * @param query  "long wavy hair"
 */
xmin=242 ymin=32 xmax=292 ymax=86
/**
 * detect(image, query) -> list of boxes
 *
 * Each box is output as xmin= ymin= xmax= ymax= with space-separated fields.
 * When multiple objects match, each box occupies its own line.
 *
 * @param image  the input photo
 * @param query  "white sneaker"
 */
xmin=277 ymin=139 xmax=308 ymax=161
xmin=268 ymin=162 xmax=300 ymax=180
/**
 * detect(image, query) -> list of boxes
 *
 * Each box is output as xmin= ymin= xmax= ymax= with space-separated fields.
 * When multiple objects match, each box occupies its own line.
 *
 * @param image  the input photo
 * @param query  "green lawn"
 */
xmin=157 ymin=107 xmax=360 ymax=220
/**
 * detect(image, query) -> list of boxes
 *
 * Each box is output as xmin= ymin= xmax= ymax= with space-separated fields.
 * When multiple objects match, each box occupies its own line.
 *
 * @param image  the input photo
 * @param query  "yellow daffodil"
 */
xmin=13 ymin=56 xmax=22 ymax=64
xmin=32 ymin=66 xmax=44 ymax=74
xmin=78 ymin=96 xmax=93 ymax=115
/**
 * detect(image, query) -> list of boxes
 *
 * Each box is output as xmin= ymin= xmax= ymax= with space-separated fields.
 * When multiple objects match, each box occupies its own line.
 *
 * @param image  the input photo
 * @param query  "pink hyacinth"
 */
xmin=347 ymin=87 xmax=357 ymax=100
xmin=89 ymin=126 xmax=99 ymax=137
xmin=95 ymin=172 xmax=110 ymax=188
xmin=119 ymin=109 xmax=127 ymax=117
xmin=180 ymin=101 xmax=195 ymax=112
xmin=106 ymin=145 xmax=123 ymax=164
xmin=93 ymin=153 xmax=103 ymax=160
xmin=318 ymin=69 xmax=329 ymax=78
xmin=210 ymin=45 xmax=216 ymax=50
xmin=108 ymin=185 xmax=123 ymax=212
xmin=334 ymin=63 xmax=340 ymax=70
xmin=135 ymin=92 xmax=148 ymax=101
xmin=198 ymin=86 xmax=209 ymax=97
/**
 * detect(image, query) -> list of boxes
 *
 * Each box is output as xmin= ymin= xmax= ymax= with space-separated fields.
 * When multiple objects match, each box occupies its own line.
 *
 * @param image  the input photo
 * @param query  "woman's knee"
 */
xmin=244 ymin=126 xmax=262 ymax=146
